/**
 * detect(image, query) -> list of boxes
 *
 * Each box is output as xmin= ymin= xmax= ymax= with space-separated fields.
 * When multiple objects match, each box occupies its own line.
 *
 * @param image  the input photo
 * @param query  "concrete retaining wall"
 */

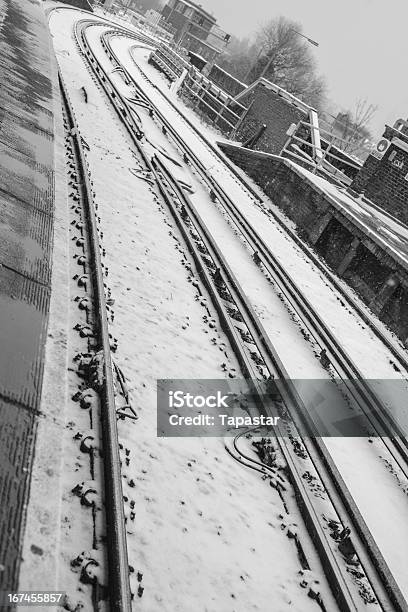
xmin=218 ymin=142 xmax=408 ymax=343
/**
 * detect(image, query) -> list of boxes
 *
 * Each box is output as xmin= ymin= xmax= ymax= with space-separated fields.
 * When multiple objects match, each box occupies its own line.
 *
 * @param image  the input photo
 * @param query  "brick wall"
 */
xmin=234 ymin=83 xmax=307 ymax=154
xmin=365 ymin=149 xmax=408 ymax=222
xmin=315 ymin=218 xmax=355 ymax=269
xmin=207 ymin=64 xmax=247 ymax=97
xmin=350 ymin=122 xmax=408 ymax=223
xmin=349 ymin=153 xmax=380 ymax=193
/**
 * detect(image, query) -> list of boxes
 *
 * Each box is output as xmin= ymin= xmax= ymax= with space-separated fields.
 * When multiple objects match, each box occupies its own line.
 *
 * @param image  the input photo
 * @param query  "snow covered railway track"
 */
xmin=66 ymin=22 xmax=406 ymax=610
xmin=100 ymin=31 xmax=408 ymax=481
xmin=114 ymin=37 xmax=408 ymax=436
xmin=97 ymin=22 xmax=408 ymax=541
xmin=96 ymin=31 xmax=408 ymax=438
xmin=64 ymin=14 xmax=408 ymax=379
xmin=69 ymin=21 xmax=408 ymax=612
xmin=120 ymin=36 xmax=408 ymax=376
xmin=60 ymin=73 xmax=132 ymax=612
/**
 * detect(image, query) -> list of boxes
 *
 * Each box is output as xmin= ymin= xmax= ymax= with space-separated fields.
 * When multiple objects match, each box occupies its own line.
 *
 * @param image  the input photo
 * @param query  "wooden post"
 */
xmin=230 ymin=100 xmax=253 ymax=140
xmin=214 ymin=97 xmax=229 ymax=127
xmin=194 ymin=79 xmax=211 ymax=110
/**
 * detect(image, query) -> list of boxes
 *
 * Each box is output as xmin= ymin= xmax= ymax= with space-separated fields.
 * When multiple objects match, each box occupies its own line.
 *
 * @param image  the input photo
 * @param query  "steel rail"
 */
xmin=72 ymin=20 xmax=407 ymax=611
xmin=154 ymin=125 xmax=408 ymax=466
xmin=59 ymin=72 xmax=132 ymax=612
xmin=200 ymin=175 xmax=408 ymax=471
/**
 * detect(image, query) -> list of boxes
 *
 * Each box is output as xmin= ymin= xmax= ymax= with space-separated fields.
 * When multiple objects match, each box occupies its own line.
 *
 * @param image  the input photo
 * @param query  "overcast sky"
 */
xmin=199 ymin=0 xmax=408 ymax=137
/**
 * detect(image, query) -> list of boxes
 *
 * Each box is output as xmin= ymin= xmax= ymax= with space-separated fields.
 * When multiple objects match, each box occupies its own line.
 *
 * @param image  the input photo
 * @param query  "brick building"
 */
xmin=160 ymin=0 xmax=230 ymax=63
xmin=350 ymin=118 xmax=408 ymax=223
xmin=233 ymin=78 xmax=312 ymax=155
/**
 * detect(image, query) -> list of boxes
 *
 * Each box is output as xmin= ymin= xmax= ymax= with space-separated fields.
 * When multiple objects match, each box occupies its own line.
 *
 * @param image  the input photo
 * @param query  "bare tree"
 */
xmin=217 ymin=16 xmax=326 ymax=111
xmin=251 ymin=17 xmax=326 ymax=109
xmin=332 ymin=98 xmax=377 ymax=155
xmin=216 ymin=36 xmax=258 ymax=84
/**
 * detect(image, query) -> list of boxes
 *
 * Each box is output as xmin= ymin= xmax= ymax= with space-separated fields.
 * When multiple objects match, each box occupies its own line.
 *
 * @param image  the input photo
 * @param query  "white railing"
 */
xmin=149 ymin=43 xmax=190 ymax=80
xmin=281 ymin=119 xmax=363 ymax=186
xmin=180 ymin=69 xmax=248 ymax=134
xmin=149 ymin=44 xmax=249 ymax=134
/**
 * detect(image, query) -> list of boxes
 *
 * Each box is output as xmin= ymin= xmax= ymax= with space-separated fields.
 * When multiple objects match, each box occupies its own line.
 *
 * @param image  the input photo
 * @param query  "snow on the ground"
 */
xmin=47 ymin=6 xmax=408 ymax=604
xmin=48 ymin=8 xmax=339 ymax=611
xmin=48 ymin=9 xmax=408 ymax=602
xmin=104 ymin=33 xmax=408 ymax=598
